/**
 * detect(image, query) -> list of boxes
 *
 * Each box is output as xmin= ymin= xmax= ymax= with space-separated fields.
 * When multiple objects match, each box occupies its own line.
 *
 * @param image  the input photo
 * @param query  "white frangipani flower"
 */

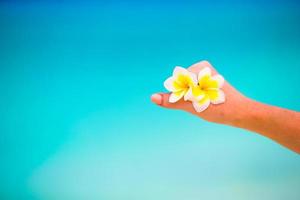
xmin=164 ymin=66 xmax=197 ymax=103
xmin=189 ymin=67 xmax=225 ymax=112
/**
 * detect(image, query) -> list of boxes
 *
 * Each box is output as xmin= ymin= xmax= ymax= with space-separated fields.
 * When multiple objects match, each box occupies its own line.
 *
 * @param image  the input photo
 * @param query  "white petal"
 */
xmin=163 ymin=77 xmax=176 ymax=91
xmin=169 ymin=91 xmax=185 ymax=103
xmin=210 ymin=89 xmax=225 ymax=104
xmin=190 ymin=86 xmax=205 ymax=101
xmin=195 ymin=94 xmax=205 ymax=101
xmin=173 ymin=66 xmax=189 ymax=76
xmin=198 ymin=67 xmax=211 ymax=82
xmin=211 ymin=74 xmax=225 ymax=88
xmin=184 ymin=88 xmax=192 ymax=101
xmin=190 ymin=72 xmax=198 ymax=85
xmin=192 ymin=98 xmax=210 ymax=113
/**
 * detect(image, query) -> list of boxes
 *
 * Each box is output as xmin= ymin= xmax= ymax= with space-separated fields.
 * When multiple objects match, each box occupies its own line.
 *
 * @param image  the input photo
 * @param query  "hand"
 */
xmin=151 ymin=60 xmax=300 ymax=154
xmin=151 ymin=60 xmax=251 ymax=126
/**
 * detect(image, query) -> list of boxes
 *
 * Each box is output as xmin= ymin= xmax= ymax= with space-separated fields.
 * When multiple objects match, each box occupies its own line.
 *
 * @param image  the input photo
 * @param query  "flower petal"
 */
xmin=169 ymin=90 xmax=185 ymax=103
xmin=190 ymin=72 xmax=198 ymax=85
xmin=197 ymin=67 xmax=211 ymax=83
xmin=184 ymin=87 xmax=193 ymax=101
xmin=206 ymin=89 xmax=225 ymax=104
xmin=164 ymin=77 xmax=176 ymax=92
xmin=191 ymin=86 xmax=205 ymax=101
xmin=192 ymin=95 xmax=210 ymax=112
xmin=173 ymin=71 xmax=197 ymax=91
xmin=211 ymin=74 xmax=224 ymax=88
xmin=173 ymin=66 xmax=189 ymax=76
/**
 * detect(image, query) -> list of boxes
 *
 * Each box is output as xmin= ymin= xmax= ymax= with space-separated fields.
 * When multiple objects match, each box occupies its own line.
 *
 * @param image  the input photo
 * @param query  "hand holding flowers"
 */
xmin=151 ymin=60 xmax=300 ymax=154
xmin=164 ymin=66 xmax=225 ymax=112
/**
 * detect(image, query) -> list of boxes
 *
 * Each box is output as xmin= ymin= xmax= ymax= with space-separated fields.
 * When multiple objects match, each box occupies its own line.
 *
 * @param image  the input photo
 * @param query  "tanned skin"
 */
xmin=151 ymin=61 xmax=300 ymax=154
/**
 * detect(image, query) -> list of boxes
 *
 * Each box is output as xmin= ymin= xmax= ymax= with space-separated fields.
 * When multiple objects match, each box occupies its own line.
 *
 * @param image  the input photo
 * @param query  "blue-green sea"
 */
xmin=1 ymin=1 xmax=300 ymax=199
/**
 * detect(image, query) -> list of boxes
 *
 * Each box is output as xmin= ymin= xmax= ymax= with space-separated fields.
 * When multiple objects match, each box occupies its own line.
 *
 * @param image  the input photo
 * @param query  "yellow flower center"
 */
xmin=173 ymin=74 xmax=193 ymax=91
xmin=191 ymin=85 xmax=205 ymax=97
xmin=199 ymin=75 xmax=218 ymax=89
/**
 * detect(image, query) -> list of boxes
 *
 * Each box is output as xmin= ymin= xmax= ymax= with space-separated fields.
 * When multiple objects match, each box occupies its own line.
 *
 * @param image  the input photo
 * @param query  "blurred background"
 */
xmin=1 ymin=0 xmax=300 ymax=199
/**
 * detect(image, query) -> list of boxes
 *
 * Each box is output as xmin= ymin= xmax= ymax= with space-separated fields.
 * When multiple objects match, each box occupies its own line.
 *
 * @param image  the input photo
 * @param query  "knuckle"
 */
xmin=199 ymin=60 xmax=211 ymax=67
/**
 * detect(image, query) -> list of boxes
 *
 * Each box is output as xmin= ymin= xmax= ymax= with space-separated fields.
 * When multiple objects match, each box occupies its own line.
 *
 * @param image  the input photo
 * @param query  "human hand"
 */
xmin=151 ymin=60 xmax=250 ymax=126
xmin=151 ymin=60 xmax=300 ymax=153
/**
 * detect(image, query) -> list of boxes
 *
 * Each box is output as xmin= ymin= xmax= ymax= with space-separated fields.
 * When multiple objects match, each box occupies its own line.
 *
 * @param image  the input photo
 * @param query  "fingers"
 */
xmin=151 ymin=93 xmax=185 ymax=109
xmin=151 ymin=92 xmax=199 ymax=116
xmin=151 ymin=93 xmax=163 ymax=105
xmin=150 ymin=60 xmax=220 ymax=113
xmin=187 ymin=60 xmax=218 ymax=75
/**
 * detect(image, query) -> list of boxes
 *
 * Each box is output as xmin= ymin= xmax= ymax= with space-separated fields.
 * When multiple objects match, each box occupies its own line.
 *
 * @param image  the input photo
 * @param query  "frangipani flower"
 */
xmin=164 ymin=66 xmax=197 ymax=103
xmin=186 ymin=67 xmax=225 ymax=112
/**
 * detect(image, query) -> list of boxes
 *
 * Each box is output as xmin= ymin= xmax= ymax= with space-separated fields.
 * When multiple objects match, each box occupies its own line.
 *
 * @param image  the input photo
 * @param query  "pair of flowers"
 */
xmin=164 ymin=66 xmax=225 ymax=112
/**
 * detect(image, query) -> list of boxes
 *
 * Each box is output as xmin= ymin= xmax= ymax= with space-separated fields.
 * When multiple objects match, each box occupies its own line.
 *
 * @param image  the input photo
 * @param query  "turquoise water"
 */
xmin=1 ymin=1 xmax=300 ymax=199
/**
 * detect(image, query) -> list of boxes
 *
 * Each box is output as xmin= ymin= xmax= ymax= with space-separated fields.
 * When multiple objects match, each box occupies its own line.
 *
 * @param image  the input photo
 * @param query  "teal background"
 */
xmin=1 ymin=1 xmax=300 ymax=199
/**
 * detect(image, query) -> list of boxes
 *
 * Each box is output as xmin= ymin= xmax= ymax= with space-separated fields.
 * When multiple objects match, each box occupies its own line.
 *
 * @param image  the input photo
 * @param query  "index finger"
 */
xmin=187 ymin=60 xmax=218 ymax=75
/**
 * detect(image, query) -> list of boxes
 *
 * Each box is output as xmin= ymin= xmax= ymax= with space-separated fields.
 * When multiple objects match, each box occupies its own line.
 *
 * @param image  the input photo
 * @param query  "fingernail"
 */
xmin=151 ymin=94 xmax=162 ymax=105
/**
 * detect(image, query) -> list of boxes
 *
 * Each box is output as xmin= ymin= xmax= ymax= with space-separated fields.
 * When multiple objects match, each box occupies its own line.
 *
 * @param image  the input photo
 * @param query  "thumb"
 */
xmin=150 ymin=93 xmax=183 ymax=109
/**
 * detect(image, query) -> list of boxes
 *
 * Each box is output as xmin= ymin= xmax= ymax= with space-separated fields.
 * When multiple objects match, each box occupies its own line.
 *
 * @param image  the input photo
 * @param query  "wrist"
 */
xmin=225 ymin=96 xmax=259 ymax=128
